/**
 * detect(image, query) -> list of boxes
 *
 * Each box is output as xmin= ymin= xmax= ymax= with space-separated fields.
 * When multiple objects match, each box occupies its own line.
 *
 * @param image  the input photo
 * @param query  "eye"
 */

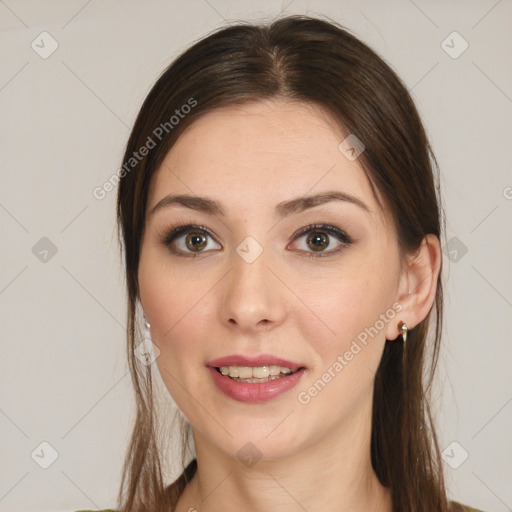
xmin=159 ymin=224 xmax=221 ymax=256
xmin=159 ymin=222 xmax=352 ymax=259
xmin=289 ymin=224 xmax=352 ymax=258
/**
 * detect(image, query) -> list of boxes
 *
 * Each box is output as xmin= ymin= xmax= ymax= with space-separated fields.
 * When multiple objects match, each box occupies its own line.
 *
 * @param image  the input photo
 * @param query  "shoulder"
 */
xmin=74 ymin=509 xmax=117 ymax=512
xmin=449 ymin=501 xmax=486 ymax=512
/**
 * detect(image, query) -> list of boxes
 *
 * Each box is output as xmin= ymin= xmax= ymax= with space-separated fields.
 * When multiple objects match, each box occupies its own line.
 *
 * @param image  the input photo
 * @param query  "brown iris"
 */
xmin=307 ymin=231 xmax=329 ymax=251
xmin=185 ymin=232 xmax=207 ymax=251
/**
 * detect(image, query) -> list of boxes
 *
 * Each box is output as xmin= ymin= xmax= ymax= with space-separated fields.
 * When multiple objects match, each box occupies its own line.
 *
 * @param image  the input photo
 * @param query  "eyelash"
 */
xmin=158 ymin=222 xmax=353 ymax=259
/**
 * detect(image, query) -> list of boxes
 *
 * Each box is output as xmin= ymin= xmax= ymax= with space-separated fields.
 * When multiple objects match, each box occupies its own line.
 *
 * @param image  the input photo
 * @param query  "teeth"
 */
xmin=238 ymin=366 xmax=253 ymax=379
xmin=219 ymin=365 xmax=297 ymax=379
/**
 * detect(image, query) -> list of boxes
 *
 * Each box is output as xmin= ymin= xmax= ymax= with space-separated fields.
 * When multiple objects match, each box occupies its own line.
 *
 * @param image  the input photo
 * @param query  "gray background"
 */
xmin=1 ymin=1 xmax=511 ymax=511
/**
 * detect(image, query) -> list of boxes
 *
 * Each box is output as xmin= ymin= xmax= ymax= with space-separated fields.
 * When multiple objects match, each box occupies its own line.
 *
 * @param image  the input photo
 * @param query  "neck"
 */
xmin=176 ymin=409 xmax=393 ymax=512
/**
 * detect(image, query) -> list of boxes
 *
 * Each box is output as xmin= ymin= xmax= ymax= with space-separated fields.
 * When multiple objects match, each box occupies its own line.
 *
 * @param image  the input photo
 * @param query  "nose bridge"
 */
xmin=219 ymin=237 xmax=285 ymax=330
xmin=232 ymin=241 xmax=269 ymax=289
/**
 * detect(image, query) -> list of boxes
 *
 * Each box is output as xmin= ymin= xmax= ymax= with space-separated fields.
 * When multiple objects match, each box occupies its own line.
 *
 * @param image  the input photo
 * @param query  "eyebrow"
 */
xmin=149 ymin=190 xmax=372 ymax=218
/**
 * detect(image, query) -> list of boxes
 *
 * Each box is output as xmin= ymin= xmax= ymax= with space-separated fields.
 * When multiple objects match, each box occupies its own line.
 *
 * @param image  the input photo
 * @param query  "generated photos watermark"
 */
xmin=93 ymin=97 xmax=197 ymax=200
xmin=297 ymin=301 xmax=403 ymax=405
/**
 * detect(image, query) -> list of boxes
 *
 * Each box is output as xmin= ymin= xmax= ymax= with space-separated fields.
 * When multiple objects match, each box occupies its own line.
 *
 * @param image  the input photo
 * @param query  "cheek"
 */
xmin=138 ymin=243 xmax=216 ymax=339
xmin=294 ymin=263 xmax=389 ymax=337
xmin=291 ymin=259 xmax=396 ymax=380
xmin=137 ymin=250 xmax=221 ymax=402
xmin=138 ymin=251 xmax=182 ymax=351
xmin=291 ymin=275 xmax=392 ymax=427
xmin=138 ymin=261 xmax=212 ymax=422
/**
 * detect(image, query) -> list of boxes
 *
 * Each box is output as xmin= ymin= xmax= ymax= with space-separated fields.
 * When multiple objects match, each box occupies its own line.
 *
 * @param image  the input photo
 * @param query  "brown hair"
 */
xmin=116 ymin=14 xmax=448 ymax=512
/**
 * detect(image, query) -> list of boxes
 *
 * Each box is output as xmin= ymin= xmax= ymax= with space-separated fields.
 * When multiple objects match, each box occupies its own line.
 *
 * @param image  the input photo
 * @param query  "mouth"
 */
xmin=207 ymin=357 xmax=307 ymax=403
xmin=206 ymin=354 xmax=307 ymax=402
xmin=213 ymin=365 xmax=304 ymax=383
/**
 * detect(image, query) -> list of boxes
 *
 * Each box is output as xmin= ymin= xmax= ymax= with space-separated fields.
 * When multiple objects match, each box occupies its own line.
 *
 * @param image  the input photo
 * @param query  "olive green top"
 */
xmin=75 ymin=502 xmax=484 ymax=512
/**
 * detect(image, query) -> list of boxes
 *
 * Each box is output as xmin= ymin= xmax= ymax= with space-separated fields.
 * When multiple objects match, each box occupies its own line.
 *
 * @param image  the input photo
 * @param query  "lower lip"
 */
xmin=208 ymin=367 xmax=306 ymax=403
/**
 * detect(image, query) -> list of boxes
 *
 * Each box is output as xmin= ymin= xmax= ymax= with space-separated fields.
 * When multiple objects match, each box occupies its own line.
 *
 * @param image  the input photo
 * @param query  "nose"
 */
xmin=218 ymin=247 xmax=287 ymax=333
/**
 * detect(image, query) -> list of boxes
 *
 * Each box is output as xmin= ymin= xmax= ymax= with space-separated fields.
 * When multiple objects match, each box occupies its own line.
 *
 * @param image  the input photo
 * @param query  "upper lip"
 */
xmin=207 ymin=354 xmax=305 ymax=370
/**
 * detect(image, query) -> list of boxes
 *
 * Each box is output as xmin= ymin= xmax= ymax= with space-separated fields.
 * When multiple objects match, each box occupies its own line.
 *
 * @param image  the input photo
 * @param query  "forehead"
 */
xmin=149 ymin=99 xmax=384 ymax=220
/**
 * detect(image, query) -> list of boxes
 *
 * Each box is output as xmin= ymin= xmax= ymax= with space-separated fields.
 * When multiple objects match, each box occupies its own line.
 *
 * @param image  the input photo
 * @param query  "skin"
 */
xmin=137 ymin=98 xmax=441 ymax=512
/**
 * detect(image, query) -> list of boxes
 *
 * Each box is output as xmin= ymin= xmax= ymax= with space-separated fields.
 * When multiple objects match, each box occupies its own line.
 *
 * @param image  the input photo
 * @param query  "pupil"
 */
xmin=186 ymin=233 xmax=207 ymax=251
xmin=307 ymin=232 xmax=328 ymax=251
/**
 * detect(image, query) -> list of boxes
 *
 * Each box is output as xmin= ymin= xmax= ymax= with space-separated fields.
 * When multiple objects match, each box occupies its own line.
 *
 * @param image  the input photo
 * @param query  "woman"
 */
xmin=81 ymin=14 xmax=483 ymax=512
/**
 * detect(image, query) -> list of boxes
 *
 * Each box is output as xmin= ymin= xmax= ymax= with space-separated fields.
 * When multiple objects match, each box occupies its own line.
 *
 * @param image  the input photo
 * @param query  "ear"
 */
xmin=385 ymin=234 xmax=442 ymax=340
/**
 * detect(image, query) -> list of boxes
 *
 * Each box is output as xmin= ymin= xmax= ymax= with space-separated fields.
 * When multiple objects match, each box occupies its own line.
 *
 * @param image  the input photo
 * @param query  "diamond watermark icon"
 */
xmin=236 ymin=236 xmax=263 ymax=264
xmin=31 ymin=441 xmax=59 ymax=469
xmin=442 ymin=441 xmax=469 ymax=469
xmin=442 ymin=236 xmax=468 ymax=263
xmin=441 ymin=31 xmax=468 ymax=59
xmin=32 ymin=237 xmax=58 ymax=263
xmin=338 ymin=134 xmax=365 ymax=161
xmin=237 ymin=442 xmax=262 ymax=468
xmin=31 ymin=31 xmax=59 ymax=59
xmin=135 ymin=338 xmax=161 ymax=366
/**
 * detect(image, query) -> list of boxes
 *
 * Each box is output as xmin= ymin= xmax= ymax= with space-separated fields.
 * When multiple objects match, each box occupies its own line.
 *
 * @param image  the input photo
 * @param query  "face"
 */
xmin=138 ymin=98 xmax=404 ymax=462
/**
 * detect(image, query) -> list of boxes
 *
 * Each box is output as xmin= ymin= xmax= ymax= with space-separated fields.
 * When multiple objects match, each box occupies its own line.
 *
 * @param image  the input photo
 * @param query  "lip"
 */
xmin=208 ymin=366 xmax=307 ymax=403
xmin=207 ymin=354 xmax=305 ymax=370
